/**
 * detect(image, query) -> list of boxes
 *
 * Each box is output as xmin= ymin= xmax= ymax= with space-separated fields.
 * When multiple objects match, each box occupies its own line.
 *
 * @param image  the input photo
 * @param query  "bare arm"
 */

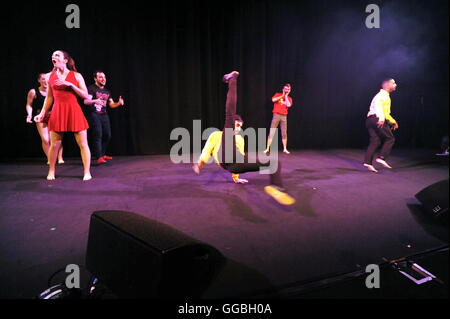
xmin=286 ymin=96 xmax=292 ymax=107
xmin=42 ymin=83 xmax=54 ymax=114
xmin=84 ymin=95 xmax=103 ymax=106
xmin=26 ymin=89 xmax=35 ymax=123
xmin=84 ymin=95 xmax=94 ymax=105
xmin=109 ymin=96 xmax=124 ymax=108
xmin=272 ymin=93 xmax=284 ymax=103
xmin=34 ymin=84 xmax=53 ymax=123
xmin=55 ymin=72 xmax=89 ymax=100
xmin=72 ymin=73 xmax=90 ymax=100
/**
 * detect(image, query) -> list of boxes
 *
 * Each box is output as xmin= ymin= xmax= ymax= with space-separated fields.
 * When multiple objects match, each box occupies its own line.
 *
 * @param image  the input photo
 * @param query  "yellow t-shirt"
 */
xmin=199 ymin=131 xmax=245 ymax=181
xmin=367 ymin=89 xmax=396 ymax=124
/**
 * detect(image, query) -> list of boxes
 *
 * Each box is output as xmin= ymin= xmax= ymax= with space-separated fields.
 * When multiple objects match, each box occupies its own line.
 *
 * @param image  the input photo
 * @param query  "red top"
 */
xmin=47 ymin=70 xmax=89 ymax=132
xmin=272 ymin=93 xmax=293 ymax=115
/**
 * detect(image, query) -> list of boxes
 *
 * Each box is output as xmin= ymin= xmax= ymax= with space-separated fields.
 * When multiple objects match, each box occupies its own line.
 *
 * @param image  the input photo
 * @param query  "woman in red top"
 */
xmin=35 ymin=50 xmax=92 ymax=181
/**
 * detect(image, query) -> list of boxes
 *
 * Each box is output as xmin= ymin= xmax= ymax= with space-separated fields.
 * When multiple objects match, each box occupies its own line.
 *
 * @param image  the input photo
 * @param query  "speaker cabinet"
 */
xmin=86 ymin=210 xmax=225 ymax=298
xmin=415 ymin=179 xmax=449 ymax=221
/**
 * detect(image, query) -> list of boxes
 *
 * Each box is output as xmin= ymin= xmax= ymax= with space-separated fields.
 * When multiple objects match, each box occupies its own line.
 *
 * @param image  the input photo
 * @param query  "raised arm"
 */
xmin=109 ymin=96 xmax=125 ymax=109
xmin=286 ymin=96 xmax=292 ymax=108
xmin=272 ymin=93 xmax=285 ymax=103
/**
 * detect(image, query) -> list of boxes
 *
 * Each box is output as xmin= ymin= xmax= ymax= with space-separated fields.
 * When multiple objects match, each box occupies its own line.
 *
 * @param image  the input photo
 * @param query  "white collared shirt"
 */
xmin=367 ymin=89 xmax=394 ymax=123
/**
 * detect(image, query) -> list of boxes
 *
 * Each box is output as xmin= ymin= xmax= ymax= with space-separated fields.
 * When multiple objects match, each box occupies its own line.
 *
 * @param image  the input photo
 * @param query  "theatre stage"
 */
xmin=0 ymin=149 xmax=448 ymax=298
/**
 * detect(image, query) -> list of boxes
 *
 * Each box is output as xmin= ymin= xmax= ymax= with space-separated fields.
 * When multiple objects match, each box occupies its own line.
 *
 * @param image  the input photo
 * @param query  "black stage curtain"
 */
xmin=1 ymin=0 xmax=448 ymax=159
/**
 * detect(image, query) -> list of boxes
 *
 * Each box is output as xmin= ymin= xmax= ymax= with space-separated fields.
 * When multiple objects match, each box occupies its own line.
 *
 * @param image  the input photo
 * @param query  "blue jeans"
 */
xmin=87 ymin=112 xmax=111 ymax=159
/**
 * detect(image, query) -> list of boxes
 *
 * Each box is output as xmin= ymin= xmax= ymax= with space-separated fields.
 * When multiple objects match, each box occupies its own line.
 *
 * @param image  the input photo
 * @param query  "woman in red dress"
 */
xmin=35 ymin=50 xmax=92 ymax=181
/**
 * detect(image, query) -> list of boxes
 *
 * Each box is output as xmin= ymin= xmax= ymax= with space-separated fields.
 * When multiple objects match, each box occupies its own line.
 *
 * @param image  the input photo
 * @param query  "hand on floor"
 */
xmin=234 ymin=178 xmax=248 ymax=184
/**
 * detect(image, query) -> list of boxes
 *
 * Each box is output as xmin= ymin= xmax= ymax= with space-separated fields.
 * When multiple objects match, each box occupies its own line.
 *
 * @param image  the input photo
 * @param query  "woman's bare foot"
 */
xmin=47 ymin=173 xmax=55 ymax=181
xmin=58 ymin=159 xmax=65 ymax=164
xmin=283 ymin=149 xmax=290 ymax=154
xmin=83 ymin=173 xmax=92 ymax=181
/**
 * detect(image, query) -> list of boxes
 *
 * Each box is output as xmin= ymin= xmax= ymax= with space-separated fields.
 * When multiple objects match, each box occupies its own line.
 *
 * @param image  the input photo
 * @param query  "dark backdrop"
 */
xmin=1 ymin=0 xmax=448 ymax=159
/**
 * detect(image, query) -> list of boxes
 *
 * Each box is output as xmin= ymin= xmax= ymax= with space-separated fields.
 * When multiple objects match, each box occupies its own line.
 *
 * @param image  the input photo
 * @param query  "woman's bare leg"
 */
xmin=43 ymin=127 xmax=64 ymax=164
xmin=48 ymin=131 xmax=63 ymax=180
xmin=57 ymin=144 xmax=64 ymax=164
xmin=74 ymin=130 xmax=92 ymax=181
xmin=36 ymin=123 xmax=50 ymax=163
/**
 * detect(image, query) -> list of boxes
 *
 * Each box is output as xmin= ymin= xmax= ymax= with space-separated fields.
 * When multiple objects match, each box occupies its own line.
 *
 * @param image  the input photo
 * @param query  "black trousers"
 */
xmin=218 ymin=76 xmax=283 ymax=187
xmin=364 ymin=115 xmax=395 ymax=165
xmin=87 ymin=112 xmax=111 ymax=159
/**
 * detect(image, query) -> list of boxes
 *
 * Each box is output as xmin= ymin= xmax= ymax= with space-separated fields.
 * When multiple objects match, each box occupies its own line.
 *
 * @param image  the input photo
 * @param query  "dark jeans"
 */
xmin=218 ymin=76 xmax=283 ymax=187
xmin=364 ymin=115 xmax=395 ymax=165
xmin=87 ymin=112 xmax=111 ymax=159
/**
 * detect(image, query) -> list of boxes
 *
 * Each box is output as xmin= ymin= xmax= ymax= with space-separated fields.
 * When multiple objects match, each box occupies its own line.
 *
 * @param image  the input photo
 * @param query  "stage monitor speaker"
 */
xmin=86 ymin=210 xmax=225 ymax=298
xmin=415 ymin=179 xmax=449 ymax=221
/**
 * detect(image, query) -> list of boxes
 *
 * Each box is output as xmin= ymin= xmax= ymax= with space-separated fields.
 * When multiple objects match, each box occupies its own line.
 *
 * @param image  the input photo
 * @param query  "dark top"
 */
xmin=33 ymin=87 xmax=46 ymax=116
xmin=87 ymin=84 xmax=112 ymax=114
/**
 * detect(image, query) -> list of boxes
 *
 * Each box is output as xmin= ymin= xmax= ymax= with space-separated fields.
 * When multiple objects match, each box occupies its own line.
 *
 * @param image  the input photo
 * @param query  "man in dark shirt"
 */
xmin=84 ymin=71 xmax=124 ymax=164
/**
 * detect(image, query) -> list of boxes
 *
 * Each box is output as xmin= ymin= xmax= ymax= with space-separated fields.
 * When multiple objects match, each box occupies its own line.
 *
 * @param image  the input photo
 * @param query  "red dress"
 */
xmin=47 ymin=70 xmax=89 ymax=132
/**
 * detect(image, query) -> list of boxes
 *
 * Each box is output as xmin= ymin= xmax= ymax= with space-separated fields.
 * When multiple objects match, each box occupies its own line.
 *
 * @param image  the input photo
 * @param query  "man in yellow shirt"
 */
xmin=364 ymin=78 xmax=399 ymax=173
xmin=193 ymin=71 xmax=295 ymax=206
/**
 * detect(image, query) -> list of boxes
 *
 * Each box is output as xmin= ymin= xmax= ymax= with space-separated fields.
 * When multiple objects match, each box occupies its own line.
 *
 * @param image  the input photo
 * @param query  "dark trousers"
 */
xmin=221 ymin=158 xmax=283 ymax=187
xmin=87 ymin=112 xmax=111 ymax=159
xmin=218 ymin=77 xmax=283 ymax=187
xmin=364 ymin=115 xmax=395 ymax=165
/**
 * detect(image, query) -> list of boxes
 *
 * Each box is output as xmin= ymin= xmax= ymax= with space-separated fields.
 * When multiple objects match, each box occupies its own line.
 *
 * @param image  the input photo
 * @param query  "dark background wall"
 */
xmin=1 ymin=0 xmax=448 ymax=159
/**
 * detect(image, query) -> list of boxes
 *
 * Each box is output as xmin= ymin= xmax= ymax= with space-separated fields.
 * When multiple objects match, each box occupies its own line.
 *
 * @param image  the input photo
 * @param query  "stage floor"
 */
xmin=0 ymin=149 xmax=448 ymax=298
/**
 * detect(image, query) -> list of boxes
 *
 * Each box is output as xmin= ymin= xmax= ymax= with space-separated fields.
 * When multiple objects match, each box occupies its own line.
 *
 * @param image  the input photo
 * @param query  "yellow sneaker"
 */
xmin=264 ymin=185 xmax=296 ymax=206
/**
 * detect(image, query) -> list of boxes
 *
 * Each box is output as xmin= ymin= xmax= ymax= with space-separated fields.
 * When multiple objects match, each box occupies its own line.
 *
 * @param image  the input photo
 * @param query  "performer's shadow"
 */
xmin=331 ymin=152 xmax=369 ymax=171
xmin=206 ymin=170 xmax=230 ymax=184
xmin=203 ymin=170 xmax=294 ymax=215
